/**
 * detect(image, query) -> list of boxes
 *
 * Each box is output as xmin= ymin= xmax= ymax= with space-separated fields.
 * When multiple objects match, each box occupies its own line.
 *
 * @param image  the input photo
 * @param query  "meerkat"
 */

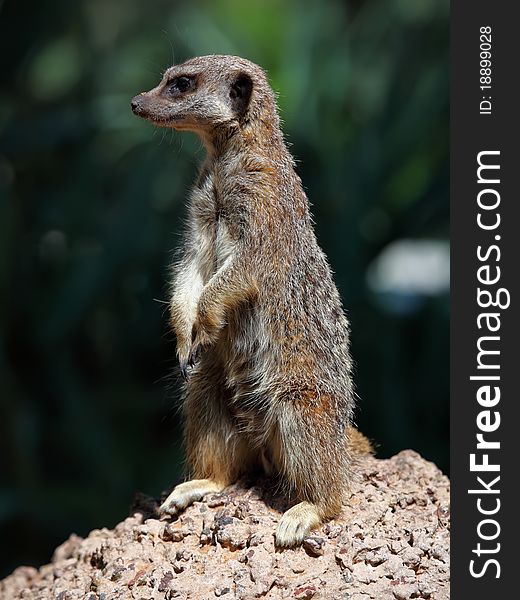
xmin=131 ymin=55 xmax=371 ymax=547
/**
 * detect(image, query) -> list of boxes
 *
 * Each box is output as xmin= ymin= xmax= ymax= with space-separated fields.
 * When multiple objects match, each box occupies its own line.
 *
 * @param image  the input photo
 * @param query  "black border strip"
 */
xmin=451 ymin=1 xmax=518 ymax=596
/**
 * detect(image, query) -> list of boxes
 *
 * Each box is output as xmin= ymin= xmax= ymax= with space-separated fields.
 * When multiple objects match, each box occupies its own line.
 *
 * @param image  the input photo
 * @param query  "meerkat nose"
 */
xmin=131 ymin=95 xmax=143 ymax=114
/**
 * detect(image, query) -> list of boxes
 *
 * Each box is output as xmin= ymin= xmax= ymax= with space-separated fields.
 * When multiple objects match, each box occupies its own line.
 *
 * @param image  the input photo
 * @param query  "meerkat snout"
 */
xmin=130 ymin=94 xmax=144 ymax=115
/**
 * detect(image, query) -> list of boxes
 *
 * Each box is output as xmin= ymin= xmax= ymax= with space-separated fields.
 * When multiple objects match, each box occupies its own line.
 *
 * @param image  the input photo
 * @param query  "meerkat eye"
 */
xmin=169 ymin=76 xmax=194 ymax=94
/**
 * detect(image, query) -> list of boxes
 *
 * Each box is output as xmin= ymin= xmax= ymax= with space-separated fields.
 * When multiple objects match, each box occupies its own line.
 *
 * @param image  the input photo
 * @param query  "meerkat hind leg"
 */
xmin=160 ymin=478 xmax=225 ymax=514
xmin=275 ymin=501 xmax=322 ymax=547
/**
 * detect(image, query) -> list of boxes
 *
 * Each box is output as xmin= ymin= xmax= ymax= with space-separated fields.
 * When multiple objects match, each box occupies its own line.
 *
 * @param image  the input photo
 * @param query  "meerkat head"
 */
xmin=131 ymin=55 xmax=278 ymax=140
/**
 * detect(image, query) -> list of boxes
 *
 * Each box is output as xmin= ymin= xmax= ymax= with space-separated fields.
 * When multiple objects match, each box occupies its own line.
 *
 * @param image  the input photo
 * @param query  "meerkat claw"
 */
xmin=178 ymin=347 xmax=201 ymax=381
xmin=187 ymin=343 xmax=201 ymax=368
xmin=179 ymin=360 xmax=190 ymax=382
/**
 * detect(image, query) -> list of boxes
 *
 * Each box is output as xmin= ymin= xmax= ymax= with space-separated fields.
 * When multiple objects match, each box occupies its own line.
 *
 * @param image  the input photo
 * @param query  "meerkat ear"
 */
xmin=229 ymin=73 xmax=253 ymax=115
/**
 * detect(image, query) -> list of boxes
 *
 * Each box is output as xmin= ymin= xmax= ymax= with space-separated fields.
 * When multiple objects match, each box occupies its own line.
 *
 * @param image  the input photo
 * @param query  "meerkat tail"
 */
xmin=348 ymin=426 xmax=374 ymax=455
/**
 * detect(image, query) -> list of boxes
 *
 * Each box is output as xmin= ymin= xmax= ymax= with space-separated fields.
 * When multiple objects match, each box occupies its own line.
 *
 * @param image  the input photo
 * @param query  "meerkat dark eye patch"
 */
xmin=169 ymin=76 xmax=195 ymax=95
xmin=230 ymin=73 xmax=253 ymax=114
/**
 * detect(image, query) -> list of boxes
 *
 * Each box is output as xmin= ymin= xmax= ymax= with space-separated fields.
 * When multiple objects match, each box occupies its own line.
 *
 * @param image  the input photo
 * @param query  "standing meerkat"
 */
xmin=131 ymin=55 xmax=371 ymax=547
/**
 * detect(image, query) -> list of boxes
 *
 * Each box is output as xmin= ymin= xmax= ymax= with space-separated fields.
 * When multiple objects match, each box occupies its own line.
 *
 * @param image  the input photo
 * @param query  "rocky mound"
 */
xmin=0 ymin=450 xmax=450 ymax=600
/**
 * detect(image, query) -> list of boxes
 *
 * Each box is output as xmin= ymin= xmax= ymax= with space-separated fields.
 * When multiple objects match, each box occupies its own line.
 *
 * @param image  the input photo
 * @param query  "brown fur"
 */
xmin=131 ymin=55 xmax=372 ymax=546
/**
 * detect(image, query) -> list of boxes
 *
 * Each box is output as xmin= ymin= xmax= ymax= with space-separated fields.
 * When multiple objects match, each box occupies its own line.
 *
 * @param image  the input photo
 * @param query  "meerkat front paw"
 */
xmin=177 ymin=321 xmax=215 ymax=380
xmin=275 ymin=502 xmax=322 ymax=548
xmin=192 ymin=303 xmax=224 ymax=347
xmin=159 ymin=479 xmax=225 ymax=515
xmin=178 ymin=347 xmax=199 ymax=381
xmin=176 ymin=333 xmax=195 ymax=381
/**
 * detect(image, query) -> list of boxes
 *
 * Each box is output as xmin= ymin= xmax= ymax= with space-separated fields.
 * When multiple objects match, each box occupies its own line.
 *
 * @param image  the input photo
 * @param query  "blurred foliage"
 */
xmin=0 ymin=0 xmax=448 ymax=576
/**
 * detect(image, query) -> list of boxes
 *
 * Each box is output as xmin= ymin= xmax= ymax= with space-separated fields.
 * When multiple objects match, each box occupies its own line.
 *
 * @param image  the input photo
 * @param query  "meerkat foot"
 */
xmin=159 ymin=479 xmax=225 ymax=514
xmin=275 ymin=501 xmax=322 ymax=548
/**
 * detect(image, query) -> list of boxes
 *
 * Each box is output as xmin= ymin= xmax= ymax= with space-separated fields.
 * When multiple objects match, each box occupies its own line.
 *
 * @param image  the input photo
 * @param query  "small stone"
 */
xmin=366 ymin=549 xmax=389 ymax=566
xmin=214 ymin=516 xmax=234 ymax=528
xmin=248 ymin=534 xmax=263 ymax=546
xmin=335 ymin=546 xmax=351 ymax=569
xmin=207 ymin=494 xmax=227 ymax=508
xmin=200 ymin=527 xmax=213 ymax=545
xmin=322 ymin=523 xmax=343 ymax=538
xmin=110 ymin=566 xmax=126 ymax=582
xmin=392 ymin=584 xmax=419 ymax=600
xmin=172 ymin=561 xmax=184 ymax=574
xmin=214 ymin=516 xmax=250 ymax=551
xmin=161 ymin=523 xmax=187 ymax=542
xmin=158 ymin=571 xmax=174 ymax=592
xmin=234 ymin=502 xmax=250 ymax=519
xmin=175 ymin=549 xmax=192 ymax=561
xmin=293 ymin=584 xmax=317 ymax=599
xmin=342 ymin=570 xmax=353 ymax=584
xmin=437 ymin=504 xmax=450 ymax=527
xmin=303 ymin=537 xmax=325 ymax=557
xmin=401 ymin=546 xmax=423 ymax=569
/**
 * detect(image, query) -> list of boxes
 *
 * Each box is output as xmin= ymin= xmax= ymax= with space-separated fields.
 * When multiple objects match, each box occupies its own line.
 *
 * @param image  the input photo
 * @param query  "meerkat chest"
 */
xmin=191 ymin=172 xmax=236 ymax=276
xmin=214 ymin=214 xmax=234 ymax=270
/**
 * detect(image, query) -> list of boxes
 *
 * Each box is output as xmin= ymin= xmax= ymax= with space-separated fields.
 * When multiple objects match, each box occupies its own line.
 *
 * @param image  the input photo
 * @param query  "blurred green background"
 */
xmin=0 ymin=0 xmax=448 ymax=577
